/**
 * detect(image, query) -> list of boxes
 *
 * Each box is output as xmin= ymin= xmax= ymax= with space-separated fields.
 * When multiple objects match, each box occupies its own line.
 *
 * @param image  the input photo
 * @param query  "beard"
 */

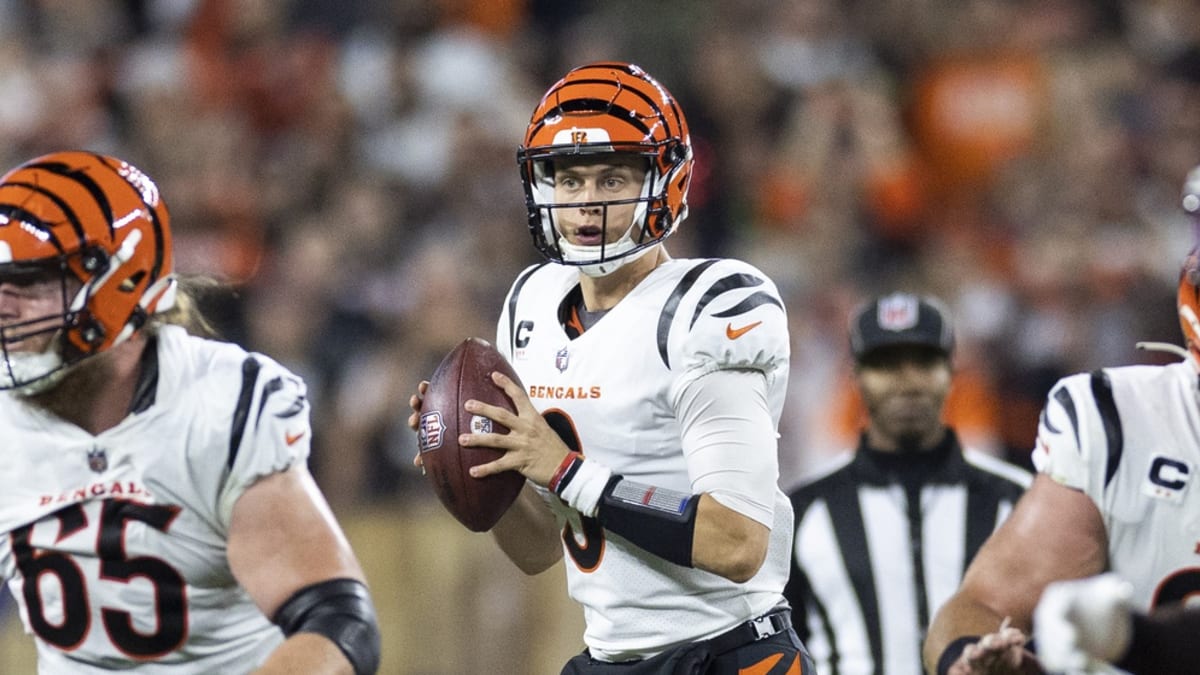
xmin=19 ymin=350 xmax=115 ymax=424
xmin=1 ymin=349 xmax=66 ymax=395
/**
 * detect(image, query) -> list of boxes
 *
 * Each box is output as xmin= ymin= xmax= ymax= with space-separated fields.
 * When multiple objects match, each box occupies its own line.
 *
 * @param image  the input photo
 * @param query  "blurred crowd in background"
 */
xmin=2 ymin=0 xmax=1198 ymax=506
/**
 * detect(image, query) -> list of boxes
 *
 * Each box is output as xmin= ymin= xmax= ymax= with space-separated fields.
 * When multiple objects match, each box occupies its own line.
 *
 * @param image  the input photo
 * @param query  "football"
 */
xmin=417 ymin=337 xmax=525 ymax=532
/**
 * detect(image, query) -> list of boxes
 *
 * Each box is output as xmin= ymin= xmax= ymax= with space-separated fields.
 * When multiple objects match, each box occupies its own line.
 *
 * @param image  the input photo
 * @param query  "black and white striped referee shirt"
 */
xmin=783 ymin=430 xmax=1030 ymax=675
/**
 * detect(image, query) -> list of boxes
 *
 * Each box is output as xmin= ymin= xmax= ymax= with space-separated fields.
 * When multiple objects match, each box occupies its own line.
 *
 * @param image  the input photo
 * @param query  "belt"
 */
xmin=703 ymin=608 xmax=793 ymax=656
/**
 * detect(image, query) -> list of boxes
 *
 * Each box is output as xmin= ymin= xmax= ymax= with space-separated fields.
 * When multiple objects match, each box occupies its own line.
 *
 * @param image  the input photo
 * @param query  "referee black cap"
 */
xmin=849 ymin=292 xmax=954 ymax=362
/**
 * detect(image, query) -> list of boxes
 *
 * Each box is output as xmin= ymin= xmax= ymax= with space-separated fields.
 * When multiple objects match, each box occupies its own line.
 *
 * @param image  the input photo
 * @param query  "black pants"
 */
xmin=560 ymin=626 xmax=814 ymax=675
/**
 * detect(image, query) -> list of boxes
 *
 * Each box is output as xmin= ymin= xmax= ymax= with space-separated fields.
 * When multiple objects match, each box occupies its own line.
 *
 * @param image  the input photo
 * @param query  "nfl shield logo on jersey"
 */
xmin=87 ymin=446 xmax=108 ymax=473
xmin=555 ymin=347 xmax=570 ymax=373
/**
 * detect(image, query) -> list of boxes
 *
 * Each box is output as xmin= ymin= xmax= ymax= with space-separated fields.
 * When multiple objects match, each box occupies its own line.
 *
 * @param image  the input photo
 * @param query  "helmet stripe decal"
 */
xmin=0 ymin=204 xmax=68 ymax=254
xmin=140 ymin=191 xmax=168 ymax=282
xmin=101 ymin=156 xmax=169 ymax=283
xmin=35 ymin=156 xmax=167 ymax=283
xmin=529 ymin=100 xmax=656 ymax=142
xmin=552 ymin=99 xmax=654 ymax=134
xmin=1 ymin=181 xmax=88 ymax=251
xmin=569 ymin=63 xmax=686 ymax=125
xmin=558 ymin=76 xmax=665 ymax=105
xmin=556 ymin=79 xmax=667 ymax=118
xmin=29 ymin=160 xmax=114 ymax=240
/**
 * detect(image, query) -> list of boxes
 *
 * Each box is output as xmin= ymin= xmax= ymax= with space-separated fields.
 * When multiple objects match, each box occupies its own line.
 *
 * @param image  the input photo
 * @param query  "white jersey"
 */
xmin=498 ymin=258 xmax=793 ymax=661
xmin=0 ymin=325 xmax=309 ymax=674
xmin=1033 ymin=361 xmax=1200 ymax=617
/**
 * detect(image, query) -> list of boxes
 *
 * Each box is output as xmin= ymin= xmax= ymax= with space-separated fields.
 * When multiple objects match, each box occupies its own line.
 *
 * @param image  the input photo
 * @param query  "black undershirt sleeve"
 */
xmin=1116 ymin=606 xmax=1200 ymax=675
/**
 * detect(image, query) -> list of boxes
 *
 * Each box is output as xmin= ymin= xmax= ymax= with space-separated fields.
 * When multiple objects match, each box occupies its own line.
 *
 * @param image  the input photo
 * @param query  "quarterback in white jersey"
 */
xmin=410 ymin=63 xmax=813 ymax=674
xmin=0 ymin=152 xmax=379 ymax=674
xmin=923 ymin=187 xmax=1200 ymax=674
xmin=499 ymin=257 xmax=793 ymax=659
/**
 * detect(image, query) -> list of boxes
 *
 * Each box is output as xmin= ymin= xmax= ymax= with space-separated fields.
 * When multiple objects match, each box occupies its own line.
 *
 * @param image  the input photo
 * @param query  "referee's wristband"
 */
xmin=936 ymin=636 xmax=980 ymax=675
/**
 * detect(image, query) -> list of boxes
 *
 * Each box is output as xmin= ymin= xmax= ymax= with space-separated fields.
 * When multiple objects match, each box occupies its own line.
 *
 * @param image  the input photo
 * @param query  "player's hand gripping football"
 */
xmin=946 ymin=619 xmax=1044 ymax=675
xmin=407 ymin=381 xmax=429 ymax=470
xmin=407 ymin=371 xmax=571 ymax=484
xmin=457 ymin=370 xmax=572 ymax=486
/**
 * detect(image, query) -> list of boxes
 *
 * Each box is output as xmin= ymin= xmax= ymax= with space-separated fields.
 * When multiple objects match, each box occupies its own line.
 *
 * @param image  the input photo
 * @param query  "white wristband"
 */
xmin=558 ymin=458 xmax=613 ymax=518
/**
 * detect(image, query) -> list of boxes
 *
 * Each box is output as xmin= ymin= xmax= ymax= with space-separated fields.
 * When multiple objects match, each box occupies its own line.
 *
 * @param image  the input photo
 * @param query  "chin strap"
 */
xmin=564 ymin=240 xmax=659 ymax=277
xmin=1135 ymin=341 xmax=1190 ymax=360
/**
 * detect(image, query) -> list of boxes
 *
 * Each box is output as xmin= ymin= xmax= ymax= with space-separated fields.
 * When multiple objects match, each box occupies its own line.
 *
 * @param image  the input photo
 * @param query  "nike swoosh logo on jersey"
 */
xmin=285 ymin=431 xmax=307 ymax=446
xmin=726 ymin=321 xmax=763 ymax=340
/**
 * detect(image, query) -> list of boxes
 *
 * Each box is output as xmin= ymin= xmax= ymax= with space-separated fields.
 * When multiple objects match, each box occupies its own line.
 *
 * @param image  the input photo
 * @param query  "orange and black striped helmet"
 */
xmin=518 ymin=62 xmax=693 ymax=273
xmin=0 ymin=151 xmax=175 ymax=390
xmin=1179 ymin=166 xmax=1200 ymax=361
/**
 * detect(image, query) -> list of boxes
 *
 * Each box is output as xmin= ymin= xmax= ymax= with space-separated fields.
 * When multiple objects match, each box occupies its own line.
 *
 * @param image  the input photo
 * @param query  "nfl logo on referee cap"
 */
xmin=878 ymin=294 xmax=920 ymax=331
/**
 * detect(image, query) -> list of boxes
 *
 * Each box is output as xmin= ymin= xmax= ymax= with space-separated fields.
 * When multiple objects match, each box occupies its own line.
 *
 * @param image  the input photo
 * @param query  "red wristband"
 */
xmin=549 ymin=452 xmax=584 ymax=495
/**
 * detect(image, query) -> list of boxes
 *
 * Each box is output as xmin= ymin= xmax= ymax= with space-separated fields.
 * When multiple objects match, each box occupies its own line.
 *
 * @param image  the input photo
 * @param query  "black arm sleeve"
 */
xmin=596 ymin=475 xmax=698 ymax=567
xmin=273 ymin=577 xmax=381 ymax=675
xmin=1116 ymin=606 xmax=1200 ymax=675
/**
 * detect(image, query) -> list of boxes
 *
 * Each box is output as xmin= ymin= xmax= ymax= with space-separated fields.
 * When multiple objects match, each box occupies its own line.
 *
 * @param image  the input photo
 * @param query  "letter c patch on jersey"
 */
xmin=515 ymin=320 xmax=534 ymax=349
xmin=1143 ymin=454 xmax=1192 ymax=504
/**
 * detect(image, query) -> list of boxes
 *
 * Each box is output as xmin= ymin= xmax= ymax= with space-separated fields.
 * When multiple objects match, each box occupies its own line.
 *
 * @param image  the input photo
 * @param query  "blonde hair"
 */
xmin=148 ymin=275 xmax=223 ymax=339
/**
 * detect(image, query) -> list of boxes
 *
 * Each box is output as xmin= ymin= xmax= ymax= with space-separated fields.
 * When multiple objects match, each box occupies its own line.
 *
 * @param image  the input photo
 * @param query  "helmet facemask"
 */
xmin=525 ymin=151 xmax=675 ymax=277
xmin=517 ymin=62 xmax=694 ymax=276
xmin=0 ymin=257 xmax=82 ymax=394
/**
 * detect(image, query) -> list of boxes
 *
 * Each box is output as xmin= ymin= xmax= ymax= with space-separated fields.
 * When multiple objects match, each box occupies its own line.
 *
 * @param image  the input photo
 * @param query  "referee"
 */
xmin=783 ymin=293 xmax=1031 ymax=675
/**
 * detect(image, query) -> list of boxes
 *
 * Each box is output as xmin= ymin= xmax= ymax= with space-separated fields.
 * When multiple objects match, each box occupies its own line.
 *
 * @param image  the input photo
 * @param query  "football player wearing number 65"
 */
xmin=923 ymin=164 xmax=1200 ymax=675
xmin=0 ymin=152 xmax=380 ymax=674
xmin=408 ymin=62 xmax=814 ymax=674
